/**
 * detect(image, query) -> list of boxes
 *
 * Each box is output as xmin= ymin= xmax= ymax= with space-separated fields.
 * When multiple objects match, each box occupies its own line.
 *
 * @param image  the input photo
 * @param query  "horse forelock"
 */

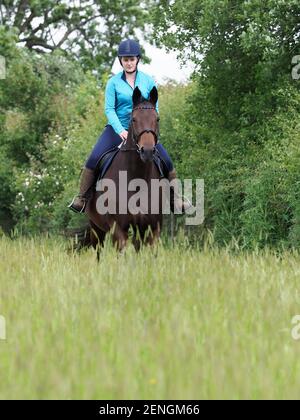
xmin=136 ymin=97 xmax=149 ymax=107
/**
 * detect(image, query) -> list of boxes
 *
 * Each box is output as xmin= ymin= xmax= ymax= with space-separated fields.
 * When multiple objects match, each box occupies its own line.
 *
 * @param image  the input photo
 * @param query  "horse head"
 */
xmin=130 ymin=86 xmax=160 ymax=163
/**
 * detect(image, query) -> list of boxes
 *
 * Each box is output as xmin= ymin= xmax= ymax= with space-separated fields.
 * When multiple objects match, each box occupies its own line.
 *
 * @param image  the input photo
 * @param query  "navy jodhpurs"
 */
xmin=85 ymin=124 xmax=174 ymax=173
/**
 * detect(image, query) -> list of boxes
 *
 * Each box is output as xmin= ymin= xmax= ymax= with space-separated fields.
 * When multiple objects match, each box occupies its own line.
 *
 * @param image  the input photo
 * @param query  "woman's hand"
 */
xmin=119 ymin=130 xmax=128 ymax=141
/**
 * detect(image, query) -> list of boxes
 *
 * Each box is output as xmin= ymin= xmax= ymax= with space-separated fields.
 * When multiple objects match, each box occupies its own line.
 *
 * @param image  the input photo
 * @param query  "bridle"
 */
xmin=120 ymin=105 xmax=160 ymax=152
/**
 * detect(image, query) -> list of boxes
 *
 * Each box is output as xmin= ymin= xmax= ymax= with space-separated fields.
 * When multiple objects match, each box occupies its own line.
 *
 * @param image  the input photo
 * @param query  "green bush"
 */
xmin=13 ymin=73 xmax=107 ymax=234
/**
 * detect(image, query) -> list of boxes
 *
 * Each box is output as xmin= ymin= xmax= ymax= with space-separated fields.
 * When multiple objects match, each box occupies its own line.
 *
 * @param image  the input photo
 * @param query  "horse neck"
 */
xmin=121 ymin=125 xmax=154 ymax=180
xmin=124 ymin=124 xmax=135 ymax=149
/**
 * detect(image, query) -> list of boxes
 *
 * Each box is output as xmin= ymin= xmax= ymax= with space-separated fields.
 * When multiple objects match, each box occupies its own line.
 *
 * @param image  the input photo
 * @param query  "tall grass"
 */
xmin=0 ymin=236 xmax=300 ymax=399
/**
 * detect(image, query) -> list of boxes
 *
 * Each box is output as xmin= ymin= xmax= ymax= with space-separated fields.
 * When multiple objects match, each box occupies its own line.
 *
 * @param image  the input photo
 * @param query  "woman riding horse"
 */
xmin=68 ymin=39 xmax=191 ymax=214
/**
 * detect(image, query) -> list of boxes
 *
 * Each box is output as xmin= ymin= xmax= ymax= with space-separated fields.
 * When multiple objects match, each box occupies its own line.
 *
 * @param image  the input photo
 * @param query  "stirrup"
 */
xmin=181 ymin=196 xmax=194 ymax=214
xmin=68 ymin=196 xmax=87 ymax=214
xmin=173 ymin=195 xmax=193 ymax=215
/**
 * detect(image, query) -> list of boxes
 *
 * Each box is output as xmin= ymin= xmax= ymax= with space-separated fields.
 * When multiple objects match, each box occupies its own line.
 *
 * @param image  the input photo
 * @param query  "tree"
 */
xmin=151 ymin=0 xmax=300 ymax=129
xmin=0 ymin=0 xmax=152 ymax=74
xmin=150 ymin=0 xmax=300 ymax=248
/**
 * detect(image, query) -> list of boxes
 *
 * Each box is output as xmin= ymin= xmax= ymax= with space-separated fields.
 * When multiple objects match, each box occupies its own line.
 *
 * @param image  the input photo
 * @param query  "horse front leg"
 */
xmin=90 ymin=222 xmax=106 ymax=261
xmin=111 ymin=222 xmax=128 ymax=253
xmin=144 ymin=223 xmax=161 ymax=256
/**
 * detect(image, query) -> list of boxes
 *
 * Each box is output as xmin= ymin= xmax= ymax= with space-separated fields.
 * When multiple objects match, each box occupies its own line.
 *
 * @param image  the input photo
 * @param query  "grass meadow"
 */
xmin=0 ymin=235 xmax=300 ymax=399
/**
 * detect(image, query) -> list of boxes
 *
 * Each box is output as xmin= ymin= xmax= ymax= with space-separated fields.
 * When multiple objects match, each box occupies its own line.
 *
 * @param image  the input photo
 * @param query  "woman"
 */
xmin=68 ymin=39 xmax=191 ymax=214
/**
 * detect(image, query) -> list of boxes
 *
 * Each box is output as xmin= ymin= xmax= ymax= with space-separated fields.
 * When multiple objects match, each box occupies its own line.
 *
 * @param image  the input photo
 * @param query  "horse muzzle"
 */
xmin=139 ymin=146 xmax=155 ymax=163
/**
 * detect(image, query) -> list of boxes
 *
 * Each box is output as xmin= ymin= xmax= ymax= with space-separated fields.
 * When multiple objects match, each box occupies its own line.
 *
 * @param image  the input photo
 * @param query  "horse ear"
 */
xmin=133 ymin=86 xmax=142 ymax=106
xmin=149 ymin=86 xmax=158 ymax=106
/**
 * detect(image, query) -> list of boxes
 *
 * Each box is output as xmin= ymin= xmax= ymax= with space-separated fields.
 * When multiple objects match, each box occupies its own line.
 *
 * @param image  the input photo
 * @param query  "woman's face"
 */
xmin=121 ymin=56 xmax=139 ymax=73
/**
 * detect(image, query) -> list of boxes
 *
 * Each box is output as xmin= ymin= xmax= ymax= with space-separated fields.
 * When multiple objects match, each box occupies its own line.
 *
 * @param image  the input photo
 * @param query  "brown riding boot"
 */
xmin=68 ymin=167 xmax=95 ymax=213
xmin=168 ymin=169 xmax=193 ymax=214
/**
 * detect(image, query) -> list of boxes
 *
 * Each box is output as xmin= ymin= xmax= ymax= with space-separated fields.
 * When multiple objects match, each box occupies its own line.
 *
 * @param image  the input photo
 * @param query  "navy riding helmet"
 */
xmin=118 ymin=39 xmax=141 ymax=65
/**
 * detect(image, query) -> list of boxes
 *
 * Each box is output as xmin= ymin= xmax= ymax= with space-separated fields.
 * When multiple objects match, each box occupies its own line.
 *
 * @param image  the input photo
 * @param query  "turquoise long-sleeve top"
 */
xmin=105 ymin=69 xmax=159 ymax=135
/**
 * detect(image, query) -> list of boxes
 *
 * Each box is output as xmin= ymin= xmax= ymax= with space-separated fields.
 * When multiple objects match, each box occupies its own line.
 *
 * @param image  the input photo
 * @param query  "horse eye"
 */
xmin=132 ymin=118 xmax=136 ymax=122
xmin=157 ymin=117 xmax=160 ymax=122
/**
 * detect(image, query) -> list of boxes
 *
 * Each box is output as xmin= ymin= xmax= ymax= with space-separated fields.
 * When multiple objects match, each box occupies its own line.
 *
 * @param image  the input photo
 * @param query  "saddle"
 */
xmin=95 ymin=146 xmax=169 ymax=182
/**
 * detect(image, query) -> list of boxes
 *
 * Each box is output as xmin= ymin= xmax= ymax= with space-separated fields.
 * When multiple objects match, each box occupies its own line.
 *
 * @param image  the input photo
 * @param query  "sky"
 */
xmin=111 ymin=40 xmax=195 ymax=86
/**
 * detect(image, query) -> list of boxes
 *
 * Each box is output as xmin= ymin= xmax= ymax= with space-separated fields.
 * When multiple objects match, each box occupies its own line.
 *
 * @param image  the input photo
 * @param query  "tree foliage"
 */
xmin=150 ymin=0 xmax=300 ymax=249
xmin=0 ymin=0 xmax=152 ymax=74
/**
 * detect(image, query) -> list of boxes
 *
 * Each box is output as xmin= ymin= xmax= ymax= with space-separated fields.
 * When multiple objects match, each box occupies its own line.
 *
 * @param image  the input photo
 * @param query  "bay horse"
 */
xmin=85 ymin=86 xmax=165 ymax=253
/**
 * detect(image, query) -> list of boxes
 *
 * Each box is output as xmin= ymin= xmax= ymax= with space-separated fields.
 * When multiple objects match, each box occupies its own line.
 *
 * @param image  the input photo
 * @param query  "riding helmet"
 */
xmin=118 ymin=39 xmax=141 ymax=57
